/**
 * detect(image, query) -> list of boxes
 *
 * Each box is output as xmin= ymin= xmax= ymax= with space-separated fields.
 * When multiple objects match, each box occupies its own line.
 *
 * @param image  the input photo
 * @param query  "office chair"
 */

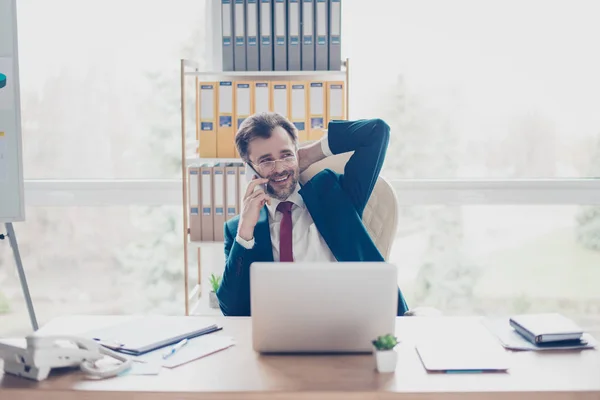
xmin=299 ymin=148 xmax=442 ymax=317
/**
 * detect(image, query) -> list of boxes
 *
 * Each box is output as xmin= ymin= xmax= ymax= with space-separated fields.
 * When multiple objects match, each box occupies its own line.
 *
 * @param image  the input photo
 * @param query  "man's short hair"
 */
xmin=235 ymin=112 xmax=298 ymax=162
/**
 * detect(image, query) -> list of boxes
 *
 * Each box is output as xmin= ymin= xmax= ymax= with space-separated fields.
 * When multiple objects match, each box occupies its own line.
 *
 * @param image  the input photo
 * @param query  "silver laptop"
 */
xmin=250 ymin=262 xmax=398 ymax=353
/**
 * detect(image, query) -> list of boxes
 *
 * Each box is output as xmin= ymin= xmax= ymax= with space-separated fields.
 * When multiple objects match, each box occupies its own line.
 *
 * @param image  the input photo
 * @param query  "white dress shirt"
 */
xmin=236 ymin=136 xmax=337 ymax=262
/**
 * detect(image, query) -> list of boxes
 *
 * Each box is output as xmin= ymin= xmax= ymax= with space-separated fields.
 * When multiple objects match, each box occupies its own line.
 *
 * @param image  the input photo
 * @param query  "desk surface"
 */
xmin=1 ymin=315 xmax=599 ymax=400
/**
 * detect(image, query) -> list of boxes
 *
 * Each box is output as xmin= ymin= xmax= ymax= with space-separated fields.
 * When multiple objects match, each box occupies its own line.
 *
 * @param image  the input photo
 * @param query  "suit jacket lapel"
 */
xmin=253 ymin=205 xmax=274 ymax=262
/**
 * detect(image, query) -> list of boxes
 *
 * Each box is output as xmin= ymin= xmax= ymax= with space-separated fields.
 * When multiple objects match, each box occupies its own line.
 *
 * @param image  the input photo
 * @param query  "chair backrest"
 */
xmin=299 ymin=151 xmax=399 ymax=260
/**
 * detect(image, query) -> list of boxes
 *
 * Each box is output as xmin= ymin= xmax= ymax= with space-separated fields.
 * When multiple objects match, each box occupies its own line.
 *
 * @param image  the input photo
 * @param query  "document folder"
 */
xmin=217 ymin=81 xmax=236 ymax=158
xmin=287 ymin=0 xmax=301 ymax=71
xmin=234 ymin=0 xmax=247 ymax=71
xmin=328 ymin=0 xmax=341 ymax=70
xmin=221 ymin=0 xmax=235 ymax=71
xmin=225 ymin=164 xmax=239 ymax=220
xmin=246 ymin=0 xmax=259 ymax=71
xmin=254 ymin=81 xmax=271 ymax=113
xmin=86 ymin=317 xmax=221 ymax=356
xmin=199 ymin=82 xmax=218 ymax=158
xmin=200 ymin=164 xmax=214 ymax=241
xmin=290 ymin=82 xmax=308 ymax=141
xmin=188 ymin=167 xmax=202 ymax=241
xmin=213 ymin=164 xmax=226 ymax=241
xmin=273 ymin=0 xmax=287 ymax=70
xmin=308 ymin=81 xmax=326 ymax=140
xmin=235 ymin=82 xmax=253 ymax=130
xmin=237 ymin=163 xmax=246 ymax=211
xmin=326 ymin=81 xmax=345 ymax=125
xmin=271 ymin=81 xmax=290 ymax=118
xmin=315 ymin=0 xmax=328 ymax=70
xmin=259 ymin=0 xmax=273 ymax=71
xmin=301 ymin=0 xmax=315 ymax=70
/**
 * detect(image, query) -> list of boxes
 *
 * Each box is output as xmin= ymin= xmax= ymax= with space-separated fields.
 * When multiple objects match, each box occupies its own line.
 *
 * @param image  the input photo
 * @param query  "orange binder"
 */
xmin=308 ymin=81 xmax=327 ymax=141
xmin=254 ymin=81 xmax=270 ymax=114
xmin=198 ymin=82 xmax=218 ymax=157
xmin=217 ymin=81 xmax=235 ymax=158
xmin=270 ymin=81 xmax=290 ymax=118
xmin=290 ymin=82 xmax=308 ymax=142
xmin=326 ymin=81 xmax=346 ymax=127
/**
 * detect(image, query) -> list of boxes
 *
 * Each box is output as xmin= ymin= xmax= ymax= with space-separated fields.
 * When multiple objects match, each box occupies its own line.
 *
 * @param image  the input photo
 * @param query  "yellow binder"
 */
xmin=326 ymin=81 xmax=346 ymax=127
xmin=308 ymin=81 xmax=327 ymax=141
xmin=217 ymin=80 xmax=235 ymax=158
xmin=290 ymin=82 xmax=308 ymax=142
xmin=198 ymin=82 xmax=217 ymax=157
xmin=234 ymin=82 xmax=253 ymax=157
xmin=253 ymin=81 xmax=271 ymax=114
xmin=270 ymin=81 xmax=290 ymax=118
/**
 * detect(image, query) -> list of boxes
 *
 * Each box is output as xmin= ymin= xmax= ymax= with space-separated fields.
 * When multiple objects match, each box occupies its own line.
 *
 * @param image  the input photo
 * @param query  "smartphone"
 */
xmin=244 ymin=162 xmax=267 ymax=192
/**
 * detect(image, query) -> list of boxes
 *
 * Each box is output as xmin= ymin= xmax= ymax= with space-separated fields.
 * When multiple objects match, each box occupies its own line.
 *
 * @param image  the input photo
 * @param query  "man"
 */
xmin=216 ymin=112 xmax=409 ymax=316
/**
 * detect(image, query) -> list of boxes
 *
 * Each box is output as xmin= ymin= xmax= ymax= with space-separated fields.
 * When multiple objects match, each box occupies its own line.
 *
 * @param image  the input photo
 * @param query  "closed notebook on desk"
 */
xmin=85 ymin=317 xmax=221 ymax=356
xmin=510 ymin=313 xmax=584 ymax=344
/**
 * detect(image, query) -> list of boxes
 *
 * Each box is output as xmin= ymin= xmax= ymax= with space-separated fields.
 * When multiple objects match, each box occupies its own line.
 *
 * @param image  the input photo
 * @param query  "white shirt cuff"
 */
xmin=320 ymin=132 xmax=333 ymax=157
xmin=235 ymin=235 xmax=255 ymax=249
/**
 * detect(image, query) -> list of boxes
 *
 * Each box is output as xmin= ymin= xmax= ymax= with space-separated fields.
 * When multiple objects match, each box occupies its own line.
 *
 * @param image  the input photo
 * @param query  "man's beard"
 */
xmin=265 ymin=168 xmax=299 ymax=201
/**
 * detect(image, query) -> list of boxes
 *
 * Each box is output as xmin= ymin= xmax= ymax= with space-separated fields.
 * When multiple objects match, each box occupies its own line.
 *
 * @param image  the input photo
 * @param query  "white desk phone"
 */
xmin=0 ymin=335 xmax=132 ymax=381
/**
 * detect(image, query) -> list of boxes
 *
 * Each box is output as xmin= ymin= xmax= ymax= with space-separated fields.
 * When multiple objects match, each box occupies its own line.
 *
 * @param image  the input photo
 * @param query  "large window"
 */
xmin=2 ymin=0 xmax=599 ymax=337
xmin=16 ymin=0 xmax=212 ymax=179
xmin=392 ymin=205 xmax=600 ymax=333
xmin=343 ymin=0 xmax=600 ymax=179
xmin=0 ymin=205 xmax=184 ymax=336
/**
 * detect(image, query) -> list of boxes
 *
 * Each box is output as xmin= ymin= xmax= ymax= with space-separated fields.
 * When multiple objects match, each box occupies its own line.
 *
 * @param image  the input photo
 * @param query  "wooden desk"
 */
xmin=1 ymin=316 xmax=599 ymax=400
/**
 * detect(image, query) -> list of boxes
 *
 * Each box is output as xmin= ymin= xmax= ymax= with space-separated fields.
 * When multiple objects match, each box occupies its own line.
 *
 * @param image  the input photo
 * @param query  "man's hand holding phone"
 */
xmin=238 ymin=176 xmax=270 ymax=241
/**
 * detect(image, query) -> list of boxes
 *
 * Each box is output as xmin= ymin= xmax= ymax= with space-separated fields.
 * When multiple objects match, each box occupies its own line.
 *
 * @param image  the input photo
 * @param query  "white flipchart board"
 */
xmin=0 ymin=0 xmax=25 ymax=222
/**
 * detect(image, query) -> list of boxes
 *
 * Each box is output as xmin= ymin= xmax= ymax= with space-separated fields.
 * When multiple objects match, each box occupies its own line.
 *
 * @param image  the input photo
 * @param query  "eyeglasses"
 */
xmin=253 ymin=155 xmax=297 ymax=173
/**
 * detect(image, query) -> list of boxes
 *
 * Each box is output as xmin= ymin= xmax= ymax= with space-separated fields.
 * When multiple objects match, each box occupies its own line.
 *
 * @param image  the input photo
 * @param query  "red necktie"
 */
xmin=277 ymin=201 xmax=294 ymax=262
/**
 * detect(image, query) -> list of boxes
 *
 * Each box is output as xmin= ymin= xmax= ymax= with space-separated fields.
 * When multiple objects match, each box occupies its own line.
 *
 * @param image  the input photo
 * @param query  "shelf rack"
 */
xmin=179 ymin=58 xmax=350 ymax=315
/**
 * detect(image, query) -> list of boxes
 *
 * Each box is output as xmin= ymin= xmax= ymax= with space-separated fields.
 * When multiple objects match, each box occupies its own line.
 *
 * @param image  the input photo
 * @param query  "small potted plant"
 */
xmin=372 ymin=334 xmax=399 ymax=373
xmin=209 ymin=273 xmax=222 ymax=309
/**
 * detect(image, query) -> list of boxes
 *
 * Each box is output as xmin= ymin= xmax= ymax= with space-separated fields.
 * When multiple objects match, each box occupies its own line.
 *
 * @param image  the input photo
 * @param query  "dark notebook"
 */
xmin=509 ymin=313 xmax=583 ymax=344
xmin=84 ymin=317 xmax=222 ymax=355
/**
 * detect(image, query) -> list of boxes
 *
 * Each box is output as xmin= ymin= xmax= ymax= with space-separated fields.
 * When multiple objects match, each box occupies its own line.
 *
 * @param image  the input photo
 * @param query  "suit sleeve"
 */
xmin=326 ymin=118 xmax=390 ymax=216
xmin=216 ymin=222 xmax=252 ymax=316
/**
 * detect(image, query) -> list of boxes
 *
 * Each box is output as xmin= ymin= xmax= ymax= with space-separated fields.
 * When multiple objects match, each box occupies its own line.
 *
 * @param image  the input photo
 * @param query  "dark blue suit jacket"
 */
xmin=216 ymin=119 xmax=409 ymax=316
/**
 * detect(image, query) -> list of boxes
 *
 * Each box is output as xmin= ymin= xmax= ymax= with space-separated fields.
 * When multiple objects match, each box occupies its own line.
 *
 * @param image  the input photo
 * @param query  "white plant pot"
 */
xmin=209 ymin=291 xmax=219 ymax=309
xmin=374 ymin=349 xmax=398 ymax=373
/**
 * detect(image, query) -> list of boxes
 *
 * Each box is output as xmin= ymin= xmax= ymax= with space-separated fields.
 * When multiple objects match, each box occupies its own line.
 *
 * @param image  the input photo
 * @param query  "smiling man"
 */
xmin=216 ymin=111 xmax=409 ymax=317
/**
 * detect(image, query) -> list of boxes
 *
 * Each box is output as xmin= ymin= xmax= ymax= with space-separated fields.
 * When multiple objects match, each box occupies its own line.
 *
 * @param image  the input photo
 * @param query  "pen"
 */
xmin=163 ymin=338 xmax=188 ymax=359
